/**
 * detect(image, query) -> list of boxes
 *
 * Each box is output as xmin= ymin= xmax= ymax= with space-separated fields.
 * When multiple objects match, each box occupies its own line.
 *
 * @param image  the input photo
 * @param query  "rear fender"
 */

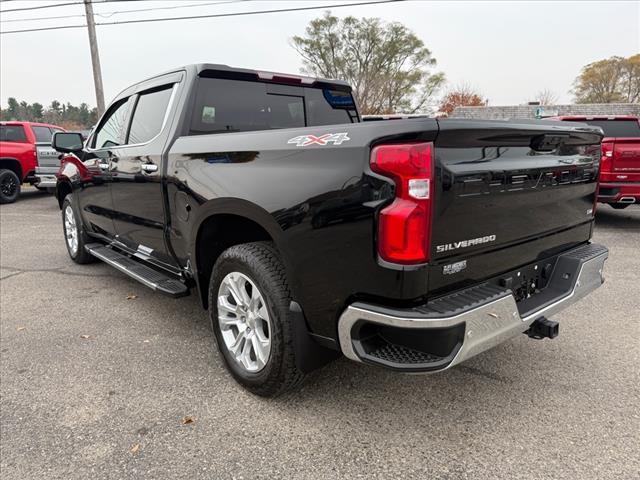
xmin=189 ymin=198 xmax=295 ymax=302
xmin=0 ymin=158 xmax=24 ymax=181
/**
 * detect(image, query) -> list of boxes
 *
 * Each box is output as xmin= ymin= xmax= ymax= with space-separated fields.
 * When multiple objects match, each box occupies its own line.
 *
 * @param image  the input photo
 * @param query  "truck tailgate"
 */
xmin=35 ymin=144 xmax=60 ymax=169
xmin=429 ymin=119 xmax=602 ymax=292
xmin=612 ymin=138 xmax=640 ymax=174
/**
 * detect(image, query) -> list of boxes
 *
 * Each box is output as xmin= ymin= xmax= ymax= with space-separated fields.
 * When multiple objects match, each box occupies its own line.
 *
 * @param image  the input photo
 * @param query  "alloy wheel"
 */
xmin=1 ymin=175 xmax=17 ymax=197
xmin=64 ymin=205 xmax=79 ymax=255
xmin=217 ymin=272 xmax=271 ymax=373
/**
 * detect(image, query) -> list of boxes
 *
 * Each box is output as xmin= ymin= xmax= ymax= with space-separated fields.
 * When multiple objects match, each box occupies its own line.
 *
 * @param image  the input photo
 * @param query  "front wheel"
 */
xmin=0 ymin=169 xmax=21 ymax=204
xmin=209 ymin=242 xmax=305 ymax=397
xmin=61 ymin=194 xmax=95 ymax=264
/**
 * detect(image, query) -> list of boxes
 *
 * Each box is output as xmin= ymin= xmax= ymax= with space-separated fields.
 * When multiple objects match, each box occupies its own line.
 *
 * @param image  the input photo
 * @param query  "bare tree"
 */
xmin=534 ymin=89 xmax=558 ymax=105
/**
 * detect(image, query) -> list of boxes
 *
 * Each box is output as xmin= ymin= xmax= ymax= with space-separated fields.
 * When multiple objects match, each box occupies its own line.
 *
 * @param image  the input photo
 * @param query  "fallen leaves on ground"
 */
xmin=181 ymin=415 xmax=195 ymax=425
xmin=130 ymin=443 xmax=140 ymax=454
xmin=126 ymin=294 xmax=138 ymax=300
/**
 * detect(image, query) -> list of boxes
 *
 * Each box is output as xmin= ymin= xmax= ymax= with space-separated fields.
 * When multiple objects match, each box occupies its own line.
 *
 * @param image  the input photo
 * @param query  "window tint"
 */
xmin=189 ymin=77 xmax=356 ymax=135
xmin=127 ymin=86 xmax=173 ymax=144
xmin=93 ymin=99 xmax=130 ymax=149
xmin=583 ymin=120 xmax=640 ymax=138
xmin=32 ymin=126 xmax=53 ymax=143
xmin=0 ymin=125 xmax=27 ymax=143
xmin=191 ymin=78 xmax=304 ymax=134
xmin=306 ymin=88 xmax=357 ymax=126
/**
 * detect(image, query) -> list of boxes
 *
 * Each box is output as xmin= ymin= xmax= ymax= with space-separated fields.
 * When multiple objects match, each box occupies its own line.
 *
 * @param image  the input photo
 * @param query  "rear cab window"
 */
xmin=189 ymin=75 xmax=358 ymax=136
xmin=580 ymin=119 xmax=640 ymax=138
xmin=32 ymin=126 xmax=54 ymax=143
xmin=0 ymin=125 xmax=28 ymax=143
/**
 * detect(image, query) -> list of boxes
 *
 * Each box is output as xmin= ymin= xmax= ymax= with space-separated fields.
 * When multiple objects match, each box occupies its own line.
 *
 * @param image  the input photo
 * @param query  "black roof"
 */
xmin=114 ymin=63 xmax=351 ymax=101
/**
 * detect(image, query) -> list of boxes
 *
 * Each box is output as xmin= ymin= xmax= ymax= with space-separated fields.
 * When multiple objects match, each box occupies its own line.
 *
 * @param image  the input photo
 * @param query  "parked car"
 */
xmin=52 ymin=64 xmax=608 ymax=396
xmin=549 ymin=115 xmax=640 ymax=209
xmin=0 ymin=121 xmax=65 ymax=203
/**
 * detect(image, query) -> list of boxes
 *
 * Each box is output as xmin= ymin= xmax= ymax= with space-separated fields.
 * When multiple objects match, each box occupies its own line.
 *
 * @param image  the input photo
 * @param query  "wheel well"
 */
xmin=196 ymin=214 xmax=273 ymax=309
xmin=0 ymin=159 xmax=23 ymax=181
xmin=56 ymin=181 xmax=72 ymax=209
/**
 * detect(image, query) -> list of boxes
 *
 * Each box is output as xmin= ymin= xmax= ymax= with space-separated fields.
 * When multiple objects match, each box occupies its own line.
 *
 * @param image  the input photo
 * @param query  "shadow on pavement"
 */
xmin=595 ymin=205 xmax=640 ymax=230
xmin=9 ymin=188 xmax=54 ymax=204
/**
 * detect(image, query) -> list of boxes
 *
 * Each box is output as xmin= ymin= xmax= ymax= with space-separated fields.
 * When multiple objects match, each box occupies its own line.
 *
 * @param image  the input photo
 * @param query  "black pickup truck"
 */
xmin=52 ymin=64 xmax=608 ymax=396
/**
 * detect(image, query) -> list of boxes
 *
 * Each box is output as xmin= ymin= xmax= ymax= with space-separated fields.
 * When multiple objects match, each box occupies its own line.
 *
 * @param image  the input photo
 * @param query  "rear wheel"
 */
xmin=0 ymin=169 xmax=21 ymax=204
xmin=61 ymin=194 xmax=95 ymax=264
xmin=208 ymin=242 xmax=305 ymax=397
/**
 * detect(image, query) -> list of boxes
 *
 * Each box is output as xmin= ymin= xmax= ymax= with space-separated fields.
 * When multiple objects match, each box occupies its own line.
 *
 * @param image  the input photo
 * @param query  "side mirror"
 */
xmin=52 ymin=132 xmax=84 ymax=153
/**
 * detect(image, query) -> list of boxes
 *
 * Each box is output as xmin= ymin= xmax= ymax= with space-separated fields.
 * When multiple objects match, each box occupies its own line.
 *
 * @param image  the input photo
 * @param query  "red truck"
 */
xmin=0 ymin=121 xmax=65 ymax=203
xmin=551 ymin=116 xmax=640 ymax=209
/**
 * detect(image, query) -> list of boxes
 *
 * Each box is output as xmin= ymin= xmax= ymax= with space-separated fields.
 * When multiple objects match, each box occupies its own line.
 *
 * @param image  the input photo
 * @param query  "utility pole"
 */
xmin=83 ymin=0 xmax=105 ymax=116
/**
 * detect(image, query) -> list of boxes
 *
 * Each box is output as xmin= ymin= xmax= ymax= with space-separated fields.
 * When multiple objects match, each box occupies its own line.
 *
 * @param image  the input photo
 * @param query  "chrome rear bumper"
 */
xmin=338 ymin=243 xmax=608 ymax=372
xmin=35 ymin=166 xmax=58 ymax=188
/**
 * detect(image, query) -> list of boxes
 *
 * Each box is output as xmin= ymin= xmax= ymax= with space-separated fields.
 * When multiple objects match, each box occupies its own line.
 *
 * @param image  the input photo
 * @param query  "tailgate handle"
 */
xmin=531 ymin=133 xmax=570 ymax=152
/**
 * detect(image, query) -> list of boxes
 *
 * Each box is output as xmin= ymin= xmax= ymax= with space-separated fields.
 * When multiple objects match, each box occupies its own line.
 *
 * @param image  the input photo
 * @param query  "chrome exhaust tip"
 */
xmin=619 ymin=197 xmax=636 ymax=204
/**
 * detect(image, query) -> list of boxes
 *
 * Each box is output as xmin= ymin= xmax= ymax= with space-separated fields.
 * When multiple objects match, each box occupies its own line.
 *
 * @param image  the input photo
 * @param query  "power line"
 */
xmin=0 ymin=0 xmax=145 ymax=14
xmin=0 ymin=0 xmax=402 ymax=34
xmin=0 ymin=1 xmax=83 ymax=13
xmin=1 ymin=0 xmax=247 ymax=23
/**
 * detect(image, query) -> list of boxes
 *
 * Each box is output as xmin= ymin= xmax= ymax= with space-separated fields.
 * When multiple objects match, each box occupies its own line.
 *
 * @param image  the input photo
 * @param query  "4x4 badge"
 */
xmin=288 ymin=133 xmax=350 ymax=147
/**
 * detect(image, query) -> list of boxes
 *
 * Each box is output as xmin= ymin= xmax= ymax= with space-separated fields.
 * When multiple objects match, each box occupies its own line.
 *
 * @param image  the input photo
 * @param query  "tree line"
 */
xmin=0 ymin=98 xmax=99 ymax=130
xmin=2 ymin=12 xmax=637 ymax=122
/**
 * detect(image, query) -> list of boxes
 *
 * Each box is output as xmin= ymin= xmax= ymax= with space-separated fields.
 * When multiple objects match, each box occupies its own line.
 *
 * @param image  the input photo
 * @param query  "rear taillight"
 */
xmin=370 ymin=142 xmax=434 ymax=265
xmin=600 ymin=141 xmax=614 ymax=173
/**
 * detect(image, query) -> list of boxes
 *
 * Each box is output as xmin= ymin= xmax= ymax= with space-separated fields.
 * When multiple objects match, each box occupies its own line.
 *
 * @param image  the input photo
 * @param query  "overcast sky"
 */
xmin=1 ymin=0 xmax=638 ymax=109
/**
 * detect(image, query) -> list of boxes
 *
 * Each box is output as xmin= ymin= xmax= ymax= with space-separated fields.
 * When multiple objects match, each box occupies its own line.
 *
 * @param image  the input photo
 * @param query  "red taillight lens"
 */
xmin=370 ymin=142 xmax=434 ymax=264
xmin=600 ymin=141 xmax=614 ymax=173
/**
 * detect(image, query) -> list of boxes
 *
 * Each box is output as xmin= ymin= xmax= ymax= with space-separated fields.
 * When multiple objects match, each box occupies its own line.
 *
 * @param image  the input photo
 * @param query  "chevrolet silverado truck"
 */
xmin=0 ymin=121 xmax=65 ymax=203
xmin=550 ymin=115 xmax=640 ymax=209
xmin=51 ymin=64 xmax=608 ymax=396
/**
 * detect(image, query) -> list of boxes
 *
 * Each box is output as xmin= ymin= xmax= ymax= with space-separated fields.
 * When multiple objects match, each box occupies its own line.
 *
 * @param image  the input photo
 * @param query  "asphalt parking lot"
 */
xmin=1 ymin=187 xmax=639 ymax=480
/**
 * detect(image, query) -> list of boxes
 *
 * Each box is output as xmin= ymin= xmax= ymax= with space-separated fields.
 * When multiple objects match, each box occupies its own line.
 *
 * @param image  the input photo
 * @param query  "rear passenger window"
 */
xmin=127 ymin=85 xmax=173 ymax=144
xmin=93 ymin=98 xmax=130 ymax=149
xmin=190 ymin=78 xmax=304 ymax=135
xmin=32 ymin=126 xmax=53 ymax=143
xmin=0 ymin=125 xmax=28 ymax=143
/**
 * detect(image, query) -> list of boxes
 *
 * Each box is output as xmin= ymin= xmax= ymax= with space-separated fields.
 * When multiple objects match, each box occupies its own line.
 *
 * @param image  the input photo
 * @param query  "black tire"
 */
xmin=610 ymin=203 xmax=630 ymax=210
xmin=209 ymin=242 xmax=305 ymax=397
xmin=61 ymin=194 xmax=95 ymax=264
xmin=0 ymin=169 xmax=21 ymax=204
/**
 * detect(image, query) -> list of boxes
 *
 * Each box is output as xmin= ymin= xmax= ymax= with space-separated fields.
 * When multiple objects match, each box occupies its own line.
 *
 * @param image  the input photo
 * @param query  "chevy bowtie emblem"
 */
xmin=288 ymin=132 xmax=350 ymax=147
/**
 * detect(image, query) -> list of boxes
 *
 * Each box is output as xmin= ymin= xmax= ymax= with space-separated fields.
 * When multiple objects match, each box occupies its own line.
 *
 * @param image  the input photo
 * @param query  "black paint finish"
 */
xmin=55 ymin=64 xmax=603 ymax=343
